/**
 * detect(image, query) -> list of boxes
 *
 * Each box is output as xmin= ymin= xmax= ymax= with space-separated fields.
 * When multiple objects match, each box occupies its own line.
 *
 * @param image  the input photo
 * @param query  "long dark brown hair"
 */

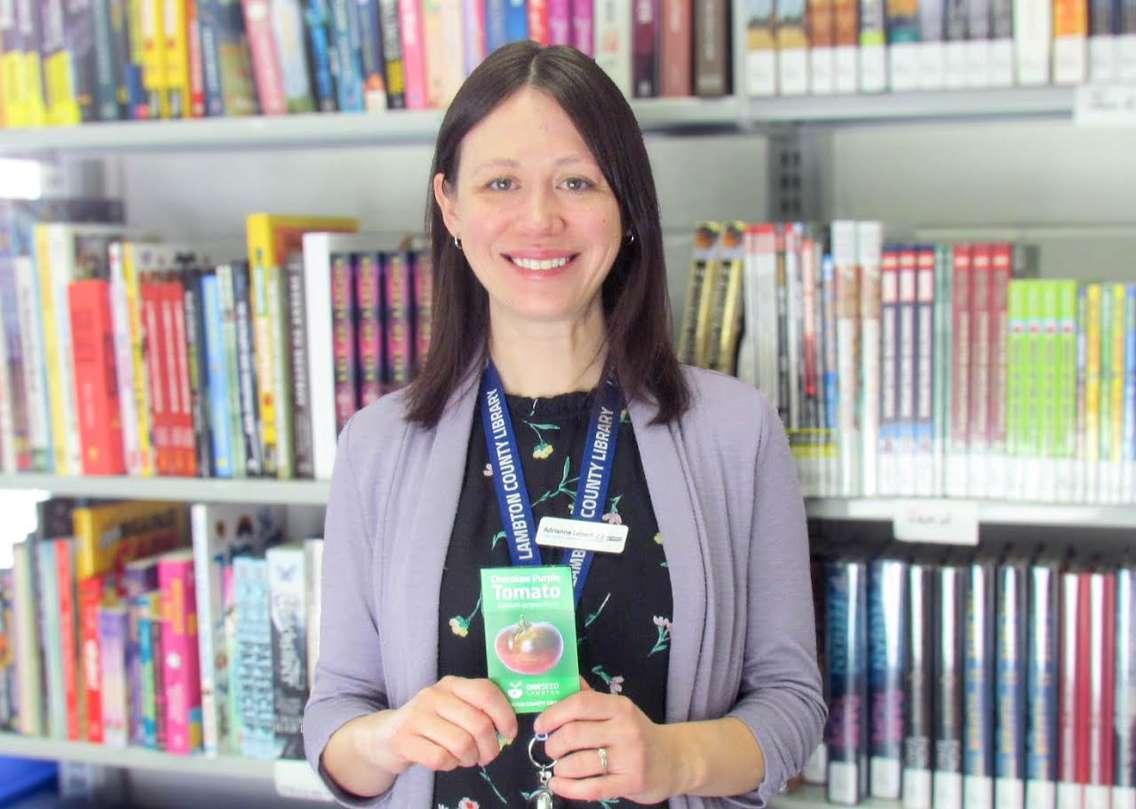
xmin=404 ymin=41 xmax=690 ymax=427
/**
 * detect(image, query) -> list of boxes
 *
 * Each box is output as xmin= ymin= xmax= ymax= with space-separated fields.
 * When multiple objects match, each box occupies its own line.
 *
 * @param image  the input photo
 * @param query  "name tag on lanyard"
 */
xmin=535 ymin=516 xmax=629 ymax=555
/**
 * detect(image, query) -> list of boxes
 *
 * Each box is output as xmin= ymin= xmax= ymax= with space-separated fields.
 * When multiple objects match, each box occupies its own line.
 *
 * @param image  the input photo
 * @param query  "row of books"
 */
xmin=0 ymin=498 xmax=323 ymax=760
xmin=744 ymin=0 xmax=1136 ymax=96
xmin=679 ymin=221 xmax=1136 ymax=504
xmin=0 ymin=206 xmax=431 ymax=480
xmin=0 ymin=0 xmax=734 ymax=130
xmin=806 ymin=552 xmax=1136 ymax=809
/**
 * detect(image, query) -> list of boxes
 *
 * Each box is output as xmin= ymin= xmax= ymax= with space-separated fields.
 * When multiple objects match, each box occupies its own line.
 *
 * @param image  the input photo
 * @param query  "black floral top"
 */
xmin=433 ymin=390 xmax=673 ymax=809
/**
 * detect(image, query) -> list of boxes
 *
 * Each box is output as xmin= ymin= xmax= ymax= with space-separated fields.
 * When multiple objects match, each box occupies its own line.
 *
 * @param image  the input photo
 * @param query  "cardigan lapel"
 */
xmin=393 ymin=374 xmax=480 ymax=700
xmin=628 ymin=398 xmax=706 ymax=725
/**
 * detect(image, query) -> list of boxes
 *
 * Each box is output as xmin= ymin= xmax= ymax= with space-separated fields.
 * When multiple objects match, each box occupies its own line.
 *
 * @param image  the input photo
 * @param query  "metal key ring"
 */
xmin=528 ymin=732 xmax=557 ymax=769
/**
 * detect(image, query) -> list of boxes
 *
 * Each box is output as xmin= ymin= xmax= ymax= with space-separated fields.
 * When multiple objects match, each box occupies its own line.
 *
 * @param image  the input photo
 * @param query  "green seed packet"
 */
xmin=480 ymin=565 xmax=580 ymax=714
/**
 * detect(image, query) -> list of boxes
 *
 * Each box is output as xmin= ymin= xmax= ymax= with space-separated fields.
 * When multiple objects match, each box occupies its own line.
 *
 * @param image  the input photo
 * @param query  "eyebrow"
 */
xmin=471 ymin=155 xmax=595 ymax=172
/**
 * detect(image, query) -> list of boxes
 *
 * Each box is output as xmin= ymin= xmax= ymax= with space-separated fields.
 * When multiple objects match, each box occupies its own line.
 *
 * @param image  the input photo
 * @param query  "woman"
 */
xmin=303 ymin=41 xmax=825 ymax=809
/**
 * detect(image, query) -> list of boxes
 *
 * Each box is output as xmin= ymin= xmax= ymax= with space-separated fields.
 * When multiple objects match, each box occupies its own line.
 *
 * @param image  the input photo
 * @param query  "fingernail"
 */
xmin=496 ymin=732 xmax=512 ymax=750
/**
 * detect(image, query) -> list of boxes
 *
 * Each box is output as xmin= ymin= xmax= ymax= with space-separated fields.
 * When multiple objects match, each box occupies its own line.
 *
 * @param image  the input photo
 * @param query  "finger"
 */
xmin=534 ymin=690 xmax=617 ymax=735
xmin=414 ymin=712 xmax=481 ymax=768
xmin=399 ymin=735 xmax=462 ymax=772
xmin=544 ymin=719 xmax=609 ymax=760
xmin=433 ymin=693 xmax=503 ymax=767
xmin=443 ymin=677 xmax=519 ymax=742
xmin=550 ymin=774 xmax=626 ymax=803
xmin=553 ymin=747 xmax=611 ymax=780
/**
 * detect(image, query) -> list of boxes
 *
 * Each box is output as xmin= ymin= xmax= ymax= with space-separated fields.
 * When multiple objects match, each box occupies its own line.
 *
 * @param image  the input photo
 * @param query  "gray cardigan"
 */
xmin=303 ymin=365 xmax=826 ymax=809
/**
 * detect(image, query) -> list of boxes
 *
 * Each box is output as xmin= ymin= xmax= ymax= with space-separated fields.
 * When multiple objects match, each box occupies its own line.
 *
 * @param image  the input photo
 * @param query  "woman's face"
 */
xmin=434 ymin=87 xmax=624 ymax=331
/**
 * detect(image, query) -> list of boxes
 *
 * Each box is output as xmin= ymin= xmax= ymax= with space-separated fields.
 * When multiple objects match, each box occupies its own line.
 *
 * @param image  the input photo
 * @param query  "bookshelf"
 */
xmin=773 ymin=785 xmax=898 ymax=809
xmin=0 ymin=88 xmax=1090 ymax=156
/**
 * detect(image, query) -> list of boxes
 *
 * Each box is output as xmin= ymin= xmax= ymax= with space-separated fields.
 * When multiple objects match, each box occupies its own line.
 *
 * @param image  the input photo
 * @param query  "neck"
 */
xmin=488 ymin=307 xmax=608 ymax=397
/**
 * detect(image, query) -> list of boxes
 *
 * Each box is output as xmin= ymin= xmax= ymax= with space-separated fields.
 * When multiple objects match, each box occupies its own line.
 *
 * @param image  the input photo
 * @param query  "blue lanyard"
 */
xmin=479 ymin=361 xmax=623 ymax=604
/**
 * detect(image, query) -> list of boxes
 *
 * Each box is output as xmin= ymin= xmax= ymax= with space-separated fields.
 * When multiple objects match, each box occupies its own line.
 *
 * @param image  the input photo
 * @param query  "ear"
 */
xmin=432 ymin=172 xmax=462 ymax=241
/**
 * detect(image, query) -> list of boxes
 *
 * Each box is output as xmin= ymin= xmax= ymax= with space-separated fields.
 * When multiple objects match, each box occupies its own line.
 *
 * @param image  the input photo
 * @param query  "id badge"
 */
xmin=535 ymin=516 xmax=628 ymax=555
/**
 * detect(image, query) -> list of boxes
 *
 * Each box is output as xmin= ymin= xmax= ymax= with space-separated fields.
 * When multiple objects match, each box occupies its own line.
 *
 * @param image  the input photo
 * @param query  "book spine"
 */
xmin=78 ymin=578 xmax=103 ymax=743
xmin=92 ymin=0 xmax=122 ymax=120
xmin=963 ymin=559 xmax=995 ymax=809
xmin=250 ymin=263 xmax=277 ymax=477
xmin=186 ymin=0 xmax=205 ymax=115
xmin=198 ymin=0 xmax=225 ymax=115
xmin=286 ymin=257 xmax=314 ymax=479
xmin=995 ymin=562 xmax=1028 ymax=809
xmin=378 ymin=0 xmax=405 ymax=108
xmin=897 ymin=246 xmax=917 ymax=497
xmin=826 ymin=559 xmax=869 ymax=806
xmin=141 ymin=280 xmax=170 ymax=475
xmin=135 ymin=594 xmax=158 ymax=748
xmin=811 ymin=0 xmax=838 ymax=93
xmin=1115 ymin=569 xmax=1136 ymax=809
xmin=161 ymin=0 xmax=190 ymax=117
xmin=267 ymin=546 xmax=308 ymax=759
xmin=1026 ymin=563 xmax=1059 ymax=809
xmin=35 ymin=225 xmax=78 ymax=475
xmin=268 ymin=265 xmax=294 ymax=479
xmin=304 ymin=0 xmax=336 ymax=111
xmin=12 ymin=543 xmax=44 ymax=736
xmin=1013 ymin=0 xmax=1052 ymax=83
xmin=234 ymin=556 xmax=274 ymax=759
xmin=915 ymin=246 xmax=936 ymax=496
xmin=159 ymin=556 xmax=202 ymax=755
xmin=68 ymin=279 xmax=126 ymax=475
xmin=693 ymin=0 xmax=729 ymax=95
xmin=777 ymin=0 xmax=811 ymax=94
xmin=214 ymin=265 xmax=246 ymax=478
xmin=462 ymin=0 xmax=487 ymax=73
xmin=632 ymin=0 xmax=660 ymax=96
xmin=123 ymin=246 xmax=156 ymax=476
xmin=858 ymin=0 xmax=887 ymax=91
xmin=595 ymin=0 xmax=632 ymax=95
xmin=948 ymin=246 xmax=971 ymax=497
xmin=568 ymin=0 xmax=595 ymax=54
xmin=202 ymin=274 xmax=233 ymax=477
xmin=934 ymin=564 xmax=964 ymax=809
xmin=384 ymin=251 xmax=412 ymax=392
xmin=918 ymin=0 xmax=946 ymax=87
xmin=885 ymin=0 xmax=920 ymax=90
xmin=1124 ymin=285 xmax=1136 ymax=503
xmin=989 ymin=0 xmax=1014 ymax=83
xmin=486 ymin=0 xmax=509 ymax=51
xmin=271 ymin=0 xmax=315 ymax=111
xmin=833 ymin=0 xmax=860 ymax=90
xmin=1006 ymin=280 xmax=1027 ymax=499
xmin=412 ymin=250 xmax=432 ymax=375
xmin=1053 ymin=0 xmax=1089 ymax=82
xmin=232 ymin=263 xmax=263 ymax=477
xmin=904 ymin=562 xmax=935 ymax=809
xmin=988 ymin=244 xmax=1011 ymax=497
xmin=98 ymin=606 xmax=128 ymax=747
xmin=0 ymin=259 xmax=31 ymax=472
xmin=858 ymin=222 xmax=882 ymax=498
xmin=868 ymin=558 xmax=907 ymax=800
xmin=14 ymin=257 xmax=53 ymax=471
xmin=397 ymin=0 xmax=426 ymax=108
xmin=165 ymin=279 xmax=197 ymax=476
xmin=1057 ymin=281 xmax=1079 ymax=501
xmin=36 ymin=542 xmax=65 ymax=739
xmin=965 ymin=0 xmax=992 ymax=87
xmin=331 ymin=253 xmax=357 ymax=434
xmin=183 ymin=271 xmax=212 ymax=477
xmin=56 ymin=543 xmax=85 ymax=741
xmin=355 ymin=253 xmax=382 ymax=408
xmin=1085 ymin=284 xmax=1102 ymax=502
xmin=528 ymin=0 xmax=550 ymax=42
xmin=833 ymin=221 xmax=860 ymax=496
xmin=241 ymin=0 xmax=287 ymax=113
xmin=109 ymin=245 xmax=142 ymax=476
xmin=879 ymin=248 xmax=899 ymax=496
xmin=1084 ymin=572 xmax=1116 ymax=809
xmin=505 ymin=0 xmax=528 ymax=41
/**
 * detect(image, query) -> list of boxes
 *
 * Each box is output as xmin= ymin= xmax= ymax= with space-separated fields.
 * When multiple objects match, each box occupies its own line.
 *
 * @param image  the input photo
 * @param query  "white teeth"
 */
xmin=512 ymin=256 xmax=570 ymax=271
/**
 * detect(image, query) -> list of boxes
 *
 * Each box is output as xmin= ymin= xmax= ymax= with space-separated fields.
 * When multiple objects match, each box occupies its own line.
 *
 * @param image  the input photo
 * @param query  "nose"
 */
xmin=518 ymin=186 xmax=564 ymax=234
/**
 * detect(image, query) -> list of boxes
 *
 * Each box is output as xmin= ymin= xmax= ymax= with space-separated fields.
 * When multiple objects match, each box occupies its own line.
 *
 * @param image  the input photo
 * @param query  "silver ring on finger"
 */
xmin=597 ymin=746 xmax=609 ymax=774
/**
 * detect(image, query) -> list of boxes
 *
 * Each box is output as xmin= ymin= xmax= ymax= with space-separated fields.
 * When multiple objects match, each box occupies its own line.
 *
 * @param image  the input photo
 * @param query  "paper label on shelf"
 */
xmin=273 ymin=759 xmax=335 ymax=803
xmin=1076 ymin=84 xmax=1136 ymax=126
xmin=893 ymin=499 xmax=979 ymax=545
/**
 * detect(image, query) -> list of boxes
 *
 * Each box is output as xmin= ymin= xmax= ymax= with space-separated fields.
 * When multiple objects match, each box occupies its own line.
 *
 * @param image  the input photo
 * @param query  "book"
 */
xmin=904 ymin=557 xmax=935 ymax=809
xmin=1026 ymin=558 xmax=1060 ymax=809
xmin=67 ymin=278 xmax=126 ymax=475
xmin=633 ymin=0 xmax=661 ymax=97
xmin=868 ymin=557 xmax=907 ymax=799
xmin=241 ymin=0 xmax=287 ymax=114
xmin=777 ymin=0 xmax=810 ymax=93
xmin=826 ymin=557 xmax=869 ymax=805
xmin=660 ymin=0 xmax=691 ymax=94
xmin=995 ymin=559 xmax=1028 ymax=809
xmin=595 ymin=0 xmax=632 ymax=96
xmin=693 ymin=0 xmax=730 ymax=94
xmin=267 ymin=542 xmax=307 ymax=759
xmin=358 ymin=0 xmax=387 ymax=111
xmin=934 ymin=561 xmax=965 ymax=809
xmin=232 ymin=555 xmax=273 ymax=759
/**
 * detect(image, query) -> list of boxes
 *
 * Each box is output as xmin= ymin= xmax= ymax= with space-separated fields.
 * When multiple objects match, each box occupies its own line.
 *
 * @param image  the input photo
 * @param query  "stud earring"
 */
xmin=453 ymin=235 xmax=463 ymax=251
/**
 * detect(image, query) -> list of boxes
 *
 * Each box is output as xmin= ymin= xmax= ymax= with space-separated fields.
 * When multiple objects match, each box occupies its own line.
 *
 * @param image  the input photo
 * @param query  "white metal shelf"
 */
xmin=0 ymin=88 xmax=1084 ymax=155
xmin=0 ymin=474 xmax=330 ymax=505
xmin=805 ymin=497 xmax=1136 ymax=529
xmin=773 ymin=784 xmax=899 ymax=809
xmin=0 ymin=98 xmax=743 ymax=155
xmin=749 ymin=86 xmax=1075 ymax=125
xmin=0 ymin=733 xmax=271 ymax=779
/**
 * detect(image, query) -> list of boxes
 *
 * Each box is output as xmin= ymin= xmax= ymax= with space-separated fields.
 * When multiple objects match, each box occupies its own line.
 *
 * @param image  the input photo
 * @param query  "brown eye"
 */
xmin=488 ymin=178 xmax=514 ymax=191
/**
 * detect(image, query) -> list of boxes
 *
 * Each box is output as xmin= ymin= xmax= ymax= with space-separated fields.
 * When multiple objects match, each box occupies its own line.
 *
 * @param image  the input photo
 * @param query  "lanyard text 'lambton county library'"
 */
xmin=479 ymin=361 xmax=623 ymax=605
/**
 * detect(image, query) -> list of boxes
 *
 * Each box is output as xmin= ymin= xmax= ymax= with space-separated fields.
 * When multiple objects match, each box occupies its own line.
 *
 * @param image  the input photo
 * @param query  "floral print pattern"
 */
xmin=435 ymin=389 xmax=671 ymax=808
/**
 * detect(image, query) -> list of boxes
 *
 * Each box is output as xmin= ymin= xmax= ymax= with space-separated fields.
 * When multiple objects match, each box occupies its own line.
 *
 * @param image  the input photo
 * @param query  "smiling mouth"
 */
xmin=506 ymin=255 xmax=578 ymax=271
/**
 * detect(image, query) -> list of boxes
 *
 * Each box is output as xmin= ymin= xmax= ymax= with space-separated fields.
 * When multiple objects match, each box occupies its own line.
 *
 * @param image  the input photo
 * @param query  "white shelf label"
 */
xmin=1074 ymin=84 xmax=1136 ymax=127
xmin=893 ymin=499 xmax=979 ymax=545
xmin=273 ymin=759 xmax=335 ymax=803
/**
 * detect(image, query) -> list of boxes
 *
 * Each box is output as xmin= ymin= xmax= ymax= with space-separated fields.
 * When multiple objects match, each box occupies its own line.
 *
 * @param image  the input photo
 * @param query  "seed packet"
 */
xmin=480 ymin=565 xmax=580 ymax=714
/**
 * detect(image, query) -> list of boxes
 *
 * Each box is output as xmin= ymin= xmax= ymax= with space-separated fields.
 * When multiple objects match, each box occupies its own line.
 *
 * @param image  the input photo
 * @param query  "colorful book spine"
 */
xmin=398 ymin=0 xmax=427 ymax=108
xmin=379 ymin=0 xmax=406 ymax=108
xmin=693 ymin=0 xmax=730 ymax=94
xmin=571 ymin=0 xmax=594 ymax=54
xmin=215 ymin=264 xmax=248 ymax=478
xmin=918 ymin=0 xmax=947 ymax=87
xmin=486 ymin=0 xmax=509 ymax=51
xmin=355 ymin=253 xmax=382 ymax=407
xmin=964 ymin=558 xmax=996 ymax=809
xmin=897 ymin=246 xmax=918 ymax=496
xmin=1053 ymin=0 xmax=1089 ymax=83
xmin=14 ymin=257 xmax=53 ymax=471
xmin=383 ymin=251 xmax=412 ymax=392
xmin=858 ymin=0 xmax=887 ymax=91
xmin=232 ymin=262 xmax=263 ymax=477
xmin=965 ymin=0 xmax=992 ymax=87
xmin=868 ymin=558 xmax=907 ymax=799
xmin=354 ymin=0 xmax=384 ymax=112
xmin=1124 ymin=285 xmax=1136 ymax=503
xmin=914 ymin=246 xmax=936 ymax=496
xmin=632 ymin=0 xmax=661 ymax=97
xmin=832 ymin=221 xmax=860 ymax=496
xmin=833 ymin=0 xmax=860 ymax=90
xmin=201 ymin=273 xmax=233 ymax=477
xmin=858 ymin=222 xmax=882 ymax=497
xmin=1116 ymin=568 xmax=1136 ymax=809
xmin=286 ymin=256 xmax=314 ymax=479
xmin=934 ymin=563 xmax=965 ymax=809
xmin=886 ymin=0 xmax=921 ymax=90
xmin=36 ymin=541 xmax=65 ymax=739
xmin=271 ymin=0 xmax=315 ymax=111
xmin=267 ymin=544 xmax=308 ymax=759
xmin=1013 ymin=0 xmax=1052 ymax=83
xmin=777 ymin=0 xmax=810 ymax=93
xmin=1025 ymin=560 xmax=1059 ymax=809
xmin=241 ymin=0 xmax=287 ymax=113
xmin=995 ymin=561 xmax=1028 ymax=809
xmin=745 ymin=0 xmax=777 ymax=96
xmin=412 ymin=250 xmax=433 ymax=375
xmin=506 ymin=0 xmax=528 ymax=41
xmin=528 ymin=0 xmax=550 ymax=42
xmin=826 ymin=559 xmax=869 ymax=806
xmin=463 ymin=0 xmax=487 ymax=72
xmin=987 ymin=245 xmax=1010 ymax=498
xmin=1085 ymin=284 xmax=1102 ymax=502
xmin=331 ymin=253 xmax=356 ymax=432
xmin=98 ymin=605 xmax=129 ymax=748
xmin=108 ymin=245 xmax=142 ymax=476
xmin=879 ymin=249 xmax=899 ymax=495
xmin=198 ymin=0 xmax=226 ymax=115
xmin=135 ymin=592 xmax=159 ymax=749
xmin=1056 ymin=281 xmax=1079 ymax=500
xmin=595 ymin=0 xmax=632 ymax=95
xmin=904 ymin=560 xmax=935 ymax=809
xmin=159 ymin=551 xmax=202 ymax=755
xmin=233 ymin=555 xmax=274 ymax=759
xmin=68 ymin=279 xmax=126 ymax=475
xmin=1085 ymin=571 xmax=1117 ymax=809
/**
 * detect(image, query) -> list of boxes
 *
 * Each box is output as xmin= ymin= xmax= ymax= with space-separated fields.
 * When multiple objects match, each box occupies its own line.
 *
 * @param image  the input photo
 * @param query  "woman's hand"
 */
xmin=361 ymin=676 xmax=519 ymax=776
xmin=534 ymin=679 xmax=688 ymax=804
